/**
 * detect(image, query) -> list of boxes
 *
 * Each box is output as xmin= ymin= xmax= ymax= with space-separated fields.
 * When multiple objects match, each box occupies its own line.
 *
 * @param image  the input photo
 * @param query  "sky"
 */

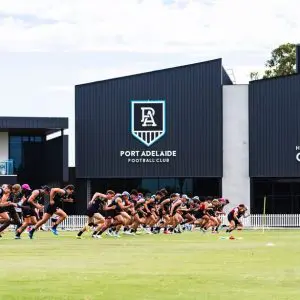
xmin=0 ymin=0 xmax=299 ymax=166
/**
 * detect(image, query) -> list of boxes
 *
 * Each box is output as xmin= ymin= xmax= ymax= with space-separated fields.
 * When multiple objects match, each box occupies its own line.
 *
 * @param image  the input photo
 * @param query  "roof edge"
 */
xmin=75 ymin=58 xmax=222 ymax=87
xmin=0 ymin=116 xmax=68 ymax=130
xmin=249 ymin=72 xmax=300 ymax=83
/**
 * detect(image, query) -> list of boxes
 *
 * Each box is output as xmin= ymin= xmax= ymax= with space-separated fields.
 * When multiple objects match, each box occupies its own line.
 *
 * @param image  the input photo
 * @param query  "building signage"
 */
xmin=131 ymin=100 xmax=166 ymax=146
xmin=120 ymin=100 xmax=177 ymax=163
xmin=296 ymin=146 xmax=300 ymax=162
xmin=120 ymin=150 xmax=177 ymax=163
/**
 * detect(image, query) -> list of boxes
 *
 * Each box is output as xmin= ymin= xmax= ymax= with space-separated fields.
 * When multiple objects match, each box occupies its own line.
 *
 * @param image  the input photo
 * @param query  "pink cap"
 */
xmin=22 ymin=184 xmax=31 ymax=191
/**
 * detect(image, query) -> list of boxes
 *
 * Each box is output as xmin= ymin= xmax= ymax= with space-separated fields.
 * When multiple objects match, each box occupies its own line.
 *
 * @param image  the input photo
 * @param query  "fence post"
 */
xmin=262 ymin=195 xmax=267 ymax=233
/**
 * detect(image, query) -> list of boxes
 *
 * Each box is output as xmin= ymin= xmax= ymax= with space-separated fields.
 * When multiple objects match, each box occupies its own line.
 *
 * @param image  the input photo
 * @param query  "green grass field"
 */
xmin=0 ymin=229 xmax=299 ymax=300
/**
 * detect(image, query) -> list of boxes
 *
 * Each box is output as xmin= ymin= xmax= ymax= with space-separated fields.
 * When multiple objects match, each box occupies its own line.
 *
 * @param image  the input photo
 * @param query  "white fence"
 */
xmin=34 ymin=214 xmax=300 ymax=231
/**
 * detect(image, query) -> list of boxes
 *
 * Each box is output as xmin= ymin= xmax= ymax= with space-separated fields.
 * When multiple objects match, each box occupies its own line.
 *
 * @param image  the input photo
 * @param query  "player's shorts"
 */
xmin=0 ymin=206 xmax=15 ymax=214
xmin=105 ymin=210 xmax=116 ymax=219
xmin=194 ymin=211 xmax=204 ymax=219
xmin=208 ymin=210 xmax=216 ymax=217
xmin=87 ymin=213 xmax=104 ymax=224
xmin=228 ymin=212 xmax=240 ymax=226
xmin=22 ymin=207 xmax=36 ymax=218
xmin=0 ymin=207 xmax=8 ymax=213
xmin=86 ymin=208 xmax=98 ymax=218
xmin=44 ymin=204 xmax=58 ymax=215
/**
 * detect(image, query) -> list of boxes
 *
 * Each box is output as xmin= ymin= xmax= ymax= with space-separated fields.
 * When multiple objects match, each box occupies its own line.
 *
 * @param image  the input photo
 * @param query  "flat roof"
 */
xmin=0 ymin=117 xmax=68 ymax=135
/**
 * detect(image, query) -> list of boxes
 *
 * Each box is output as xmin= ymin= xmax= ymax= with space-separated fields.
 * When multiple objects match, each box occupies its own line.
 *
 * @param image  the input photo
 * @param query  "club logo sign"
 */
xmin=131 ymin=100 xmax=166 ymax=147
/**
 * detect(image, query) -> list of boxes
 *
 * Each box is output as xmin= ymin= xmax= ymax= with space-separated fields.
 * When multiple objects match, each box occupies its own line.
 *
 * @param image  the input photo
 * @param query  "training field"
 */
xmin=0 ymin=230 xmax=299 ymax=300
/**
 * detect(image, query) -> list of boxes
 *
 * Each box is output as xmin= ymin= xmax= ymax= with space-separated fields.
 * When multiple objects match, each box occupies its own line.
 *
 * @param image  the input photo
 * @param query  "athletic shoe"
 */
xmin=123 ymin=231 xmax=132 ymax=235
xmin=51 ymin=228 xmax=59 ymax=236
xmin=28 ymin=230 xmax=34 ymax=239
xmin=92 ymin=234 xmax=102 ymax=239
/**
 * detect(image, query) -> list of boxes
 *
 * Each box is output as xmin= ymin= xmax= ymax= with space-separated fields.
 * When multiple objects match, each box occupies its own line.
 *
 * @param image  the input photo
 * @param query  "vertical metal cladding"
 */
xmin=45 ymin=136 xmax=68 ymax=182
xmin=62 ymin=135 xmax=69 ymax=182
xmin=75 ymin=59 xmax=223 ymax=178
xmin=296 ymin=44 xmax=300 ymax=74
xmin=249 ymin=74 xmax=300 ymax=177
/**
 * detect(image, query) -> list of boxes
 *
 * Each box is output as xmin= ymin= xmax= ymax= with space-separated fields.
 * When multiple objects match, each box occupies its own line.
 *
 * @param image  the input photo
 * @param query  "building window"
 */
xmin=158 ymin=178 xmax=176 ymax=192
xmin=90 ymin=178 xmax=220 ymax=198
xmin=9 ymin=135 xmax=43 ymax=173
xmin=140 ymin=179 xmax=159 ymax=194
xmin=9 ymin=136 xmax=22 ymax=171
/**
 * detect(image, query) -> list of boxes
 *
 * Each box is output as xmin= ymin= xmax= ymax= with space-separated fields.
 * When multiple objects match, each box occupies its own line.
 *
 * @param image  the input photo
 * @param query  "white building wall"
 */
xmin=222 ymin=85 xmax=250 ymax=211
xmin=0 ymin=132 xmax=9 ymax=162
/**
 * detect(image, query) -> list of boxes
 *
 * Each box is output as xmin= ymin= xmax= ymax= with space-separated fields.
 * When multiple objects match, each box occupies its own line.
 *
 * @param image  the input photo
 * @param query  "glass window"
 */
xmin=193 ymin=178 xmax=221 ymax=198
xmin=9 ymin=136 xmax=23 ymax=171
xmin=9 ymin=135 xmax=43 ymax=173
xmin=10 ymin=136 xmax=21 ymax=143
xmin=175 ymin=178 xmax=193 ymax=195
xmin=140 ymin=179 xmax=158 ymax=194
xmin=158 ymin=178 xmax=176 ymax=193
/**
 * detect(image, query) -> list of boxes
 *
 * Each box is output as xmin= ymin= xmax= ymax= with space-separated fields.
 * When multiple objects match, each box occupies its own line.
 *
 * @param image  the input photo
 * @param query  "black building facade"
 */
xmin=249 ymin=73 xmax=300 ymax=214
xmin=75 ymin=46 xmax=300 ymax=215
xmin=75 ymin=59 xmax=232 ymax=209
xmin=0 ymin=117 xmax=69 ymax=188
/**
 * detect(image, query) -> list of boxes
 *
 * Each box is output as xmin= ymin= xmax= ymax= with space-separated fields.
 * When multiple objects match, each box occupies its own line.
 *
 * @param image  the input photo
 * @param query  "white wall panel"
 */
xmin=222 ymin=85 xmax=250 ymax=211
xmin=0 ymin=132 xmax=9 ymax=162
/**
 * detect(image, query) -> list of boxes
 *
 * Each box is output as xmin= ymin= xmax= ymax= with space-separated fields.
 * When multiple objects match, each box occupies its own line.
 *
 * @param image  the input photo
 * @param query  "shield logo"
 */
xmin=131 ymin=100 xmax=166 ymax=147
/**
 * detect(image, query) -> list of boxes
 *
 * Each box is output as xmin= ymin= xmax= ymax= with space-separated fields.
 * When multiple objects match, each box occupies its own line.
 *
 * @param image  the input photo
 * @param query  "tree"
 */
xmin=250 ymin=71 xmax=259 ymax=80
xmin=250 ymin=43 xmax=297 ymax=80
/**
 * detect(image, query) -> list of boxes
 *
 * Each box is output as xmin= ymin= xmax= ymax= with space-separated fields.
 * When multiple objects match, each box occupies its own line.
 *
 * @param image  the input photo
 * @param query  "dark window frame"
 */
xmin=8 ymin=134 xmax=44 ymax=173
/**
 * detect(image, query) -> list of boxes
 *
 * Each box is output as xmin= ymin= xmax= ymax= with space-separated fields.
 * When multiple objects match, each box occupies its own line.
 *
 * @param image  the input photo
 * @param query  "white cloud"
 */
xmin=0 ymin=0 xmax=299 ymax=54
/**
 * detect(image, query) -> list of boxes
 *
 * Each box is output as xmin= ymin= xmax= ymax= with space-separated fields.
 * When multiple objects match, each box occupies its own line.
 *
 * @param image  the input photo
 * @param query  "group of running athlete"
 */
xmin=0 ymin=183 xmax=74 ymax=239
xmin=0 ymin=183 xmax=248 ymax=239
xmin=76 ymin=188 xmax=249 ymax=239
